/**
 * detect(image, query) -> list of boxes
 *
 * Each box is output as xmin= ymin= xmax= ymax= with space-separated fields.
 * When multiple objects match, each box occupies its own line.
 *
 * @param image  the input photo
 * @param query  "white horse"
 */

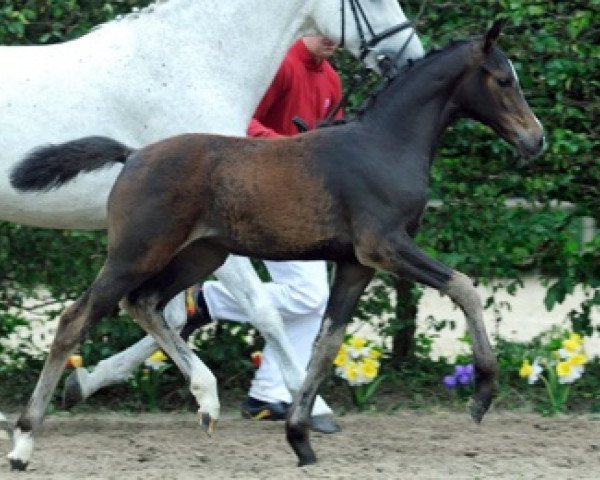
xmin=1 ymin=0 xmax=424 ymax=470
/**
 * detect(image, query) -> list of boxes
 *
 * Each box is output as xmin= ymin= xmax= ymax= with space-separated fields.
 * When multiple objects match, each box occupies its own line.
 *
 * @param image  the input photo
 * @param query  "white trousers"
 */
xmin=203 ymin=259 xmax=332 ymax=414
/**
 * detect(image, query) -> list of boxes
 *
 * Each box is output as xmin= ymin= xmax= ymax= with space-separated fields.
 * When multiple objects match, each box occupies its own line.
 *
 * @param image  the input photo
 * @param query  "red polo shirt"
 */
xmin=247 ymin=39 xmax=343 ymax=138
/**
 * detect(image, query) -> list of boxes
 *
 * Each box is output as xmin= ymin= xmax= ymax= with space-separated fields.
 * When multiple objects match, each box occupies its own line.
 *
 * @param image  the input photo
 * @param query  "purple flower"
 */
xmin=454 ymin=364 xmax=474 ymax=381
xmin=443 ymin=375 xmax=458 ymax=389
xmin=444 ymin=363 xmax=474 ymax=388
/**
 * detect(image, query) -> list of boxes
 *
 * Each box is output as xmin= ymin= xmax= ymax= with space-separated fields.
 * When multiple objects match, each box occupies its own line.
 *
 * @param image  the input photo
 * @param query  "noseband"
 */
xmin=339 ymin=0 xmax=414 ymax=61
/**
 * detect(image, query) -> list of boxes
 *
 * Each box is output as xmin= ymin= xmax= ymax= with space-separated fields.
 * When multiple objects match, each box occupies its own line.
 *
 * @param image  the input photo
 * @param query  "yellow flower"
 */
xmin=344 ymin=362 xmax=359 ymax=384
xmin=568 ymin=353 xmax=587 ymax=367
xmin=348 ymin=337 xmax=367 ymax=350
xmin=562 ymin=333 xmax=582 ymax=353
xmin=358 ymin=358 xmax=379 ymax=380
xmin=556 ymin=361 xmax=573 ymax=378
xmin=569 ymin=332 xmax=582 ymax=344
xmin=334 ymin=348 xmax=349 ymax=368
xmin=148 ymin=350 xmax=168 ymax=363
xmin=145 ymin=350 xmax=169 ymax=370
xmin=519 ymin=360 xmax=533 ymax=379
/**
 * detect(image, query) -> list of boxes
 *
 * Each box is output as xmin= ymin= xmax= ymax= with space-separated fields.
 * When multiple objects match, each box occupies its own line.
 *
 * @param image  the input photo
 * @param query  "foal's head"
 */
xmin=455 ymin=20 xmax=545 ymax=159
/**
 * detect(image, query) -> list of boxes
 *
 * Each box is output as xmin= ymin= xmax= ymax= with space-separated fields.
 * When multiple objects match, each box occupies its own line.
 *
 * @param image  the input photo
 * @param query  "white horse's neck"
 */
xmin=107 ymin=0 xmax=319 ymax=129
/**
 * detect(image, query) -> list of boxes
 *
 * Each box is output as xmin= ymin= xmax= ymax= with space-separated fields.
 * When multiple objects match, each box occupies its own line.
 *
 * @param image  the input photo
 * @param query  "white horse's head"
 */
xmin=310 ymin=0 xmax=425 ymax=71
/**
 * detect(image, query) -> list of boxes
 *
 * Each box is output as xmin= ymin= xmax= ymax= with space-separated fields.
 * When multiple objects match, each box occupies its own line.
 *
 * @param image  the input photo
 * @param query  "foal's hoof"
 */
xmin=200 ymin=413 xmax=217 ymax=436
xmin=8 ymin=458 xmax=28 ymax=471
xmin=467 ymin=396 xmax=489 ymax=423
xmin=62 ymin=368 xmax=88 ymax=409
xmin=286 ymin=421 xmax=317 ymax=467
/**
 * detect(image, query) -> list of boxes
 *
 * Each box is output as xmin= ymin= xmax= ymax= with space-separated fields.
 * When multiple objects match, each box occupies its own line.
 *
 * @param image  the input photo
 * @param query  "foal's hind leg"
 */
xmin=122 ymin=241 xmax=229 ymax=433
xmin=62 ymin=292 xmax=186 ymax=408
xmin=7 ymin=270 xmax=131 ymax=470
xmin=286 ymin=262 xmax=374 ymax=466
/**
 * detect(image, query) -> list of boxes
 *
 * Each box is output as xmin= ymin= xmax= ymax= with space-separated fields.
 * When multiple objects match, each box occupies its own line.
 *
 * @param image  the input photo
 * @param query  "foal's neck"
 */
xmin=360 ymin=42 xmax=474 ymax=160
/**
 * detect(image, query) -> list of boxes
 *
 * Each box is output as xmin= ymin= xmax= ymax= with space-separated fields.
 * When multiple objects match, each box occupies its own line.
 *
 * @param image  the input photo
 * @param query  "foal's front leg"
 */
xmin=286 ymin=262 xmax=374 ymax=466
xmin=361 ymin=233 xmax=498 ymax=422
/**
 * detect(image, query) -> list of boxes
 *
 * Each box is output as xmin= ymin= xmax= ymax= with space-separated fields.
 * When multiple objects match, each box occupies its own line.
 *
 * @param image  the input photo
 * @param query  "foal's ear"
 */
xmin=484 ymin=19 xmax=507 ymax=53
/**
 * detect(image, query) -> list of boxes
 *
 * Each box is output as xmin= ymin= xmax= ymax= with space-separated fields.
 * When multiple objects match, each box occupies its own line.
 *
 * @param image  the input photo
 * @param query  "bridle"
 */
xmin=339 ymin=0 xmax=415 ymax=62
xmin=316 ymin=0 xmax=425 ymax=126
xmin=295 ymin=0 xmax=427 ymax=131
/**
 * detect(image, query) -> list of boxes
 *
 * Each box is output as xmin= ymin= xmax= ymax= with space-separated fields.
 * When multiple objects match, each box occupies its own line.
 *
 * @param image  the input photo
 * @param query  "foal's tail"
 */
xmin=10 ymin=136 xmax=135 ymax=192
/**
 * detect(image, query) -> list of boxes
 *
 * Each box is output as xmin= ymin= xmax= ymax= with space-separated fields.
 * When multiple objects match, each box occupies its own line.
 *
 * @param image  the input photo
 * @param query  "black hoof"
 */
xmin=297 ymin=453 xmax=317 ymax=467
xmin=9 ymin=458 xmax=28 ymax=471
xmin=468 ymin=396 xmax=490 ymax=423
xmin=286 ymin=421 xmax=317 ymax=467
xmin=62 ymin=369 xmax=85 ymax=409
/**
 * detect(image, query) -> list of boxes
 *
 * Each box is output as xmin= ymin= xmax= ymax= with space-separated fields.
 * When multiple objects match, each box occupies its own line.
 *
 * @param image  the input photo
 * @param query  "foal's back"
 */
xmin=110 ymin=132 xmax=354 ymax=260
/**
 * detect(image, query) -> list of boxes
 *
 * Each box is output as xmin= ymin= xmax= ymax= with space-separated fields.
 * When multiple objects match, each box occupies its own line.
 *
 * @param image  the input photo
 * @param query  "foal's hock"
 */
xmin=10 ymin=20 xmax=544 ymax=469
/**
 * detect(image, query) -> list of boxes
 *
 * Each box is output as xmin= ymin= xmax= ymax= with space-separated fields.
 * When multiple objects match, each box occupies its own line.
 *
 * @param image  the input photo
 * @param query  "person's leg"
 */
xmin=203 ymin=260 xmax=333 ymax=416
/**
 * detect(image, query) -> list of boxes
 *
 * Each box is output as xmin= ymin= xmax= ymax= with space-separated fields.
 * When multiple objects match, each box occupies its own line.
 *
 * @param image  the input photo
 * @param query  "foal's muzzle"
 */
xmin=517 ymin=131 xmax=546 ymax=160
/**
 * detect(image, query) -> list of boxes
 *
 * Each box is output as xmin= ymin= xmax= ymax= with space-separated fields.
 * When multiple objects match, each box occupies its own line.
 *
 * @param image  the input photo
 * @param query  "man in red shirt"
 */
xmin=247 ymin=36 xmax=342 ymax=137
xmin=188 ymin=36 xmax=342 ymax=434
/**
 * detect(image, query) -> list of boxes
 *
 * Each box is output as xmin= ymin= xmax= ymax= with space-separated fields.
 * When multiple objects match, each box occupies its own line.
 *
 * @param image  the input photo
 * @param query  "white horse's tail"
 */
xmin=10 ymin=136 xmax=135 ymax=192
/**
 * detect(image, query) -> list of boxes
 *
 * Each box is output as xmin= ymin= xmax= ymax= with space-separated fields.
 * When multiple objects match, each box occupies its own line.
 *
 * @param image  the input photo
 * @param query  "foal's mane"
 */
xmin=353 ymin=38 xmax=473 ymax=118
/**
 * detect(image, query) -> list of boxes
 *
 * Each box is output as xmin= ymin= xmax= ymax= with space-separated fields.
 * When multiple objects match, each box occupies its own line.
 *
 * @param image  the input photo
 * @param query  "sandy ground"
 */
xmin=1 ymin=410 xmax=599 ymax=480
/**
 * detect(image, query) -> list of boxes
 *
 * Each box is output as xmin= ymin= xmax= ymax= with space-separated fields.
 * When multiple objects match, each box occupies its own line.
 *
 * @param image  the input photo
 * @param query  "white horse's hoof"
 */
xmin=200 ymin=412 xmax=218 ymax=436
xmin=7 ymin=428 xmax=33 ymax=471
xmin=8 ymin=457 xmax=28 ymax=471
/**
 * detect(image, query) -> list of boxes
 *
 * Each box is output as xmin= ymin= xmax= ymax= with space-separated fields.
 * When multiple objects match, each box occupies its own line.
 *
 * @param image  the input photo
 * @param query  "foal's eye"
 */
xmin=496 ymin=77 xmax=513 ymax=88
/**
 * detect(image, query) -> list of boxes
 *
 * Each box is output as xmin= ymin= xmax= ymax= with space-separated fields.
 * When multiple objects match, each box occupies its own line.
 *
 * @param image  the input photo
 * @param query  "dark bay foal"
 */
xmin=8 ymin=21 xmax=544 ymax=469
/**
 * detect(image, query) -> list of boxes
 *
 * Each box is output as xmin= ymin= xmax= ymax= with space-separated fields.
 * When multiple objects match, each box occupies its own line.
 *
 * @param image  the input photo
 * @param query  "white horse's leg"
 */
xmin=122 ymin=296 xmax=219 ymax=432
xmin=63 ymin=292 xmax=187 ymax=407
xmin=214 ymin=256 xmax=307 ymax=396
